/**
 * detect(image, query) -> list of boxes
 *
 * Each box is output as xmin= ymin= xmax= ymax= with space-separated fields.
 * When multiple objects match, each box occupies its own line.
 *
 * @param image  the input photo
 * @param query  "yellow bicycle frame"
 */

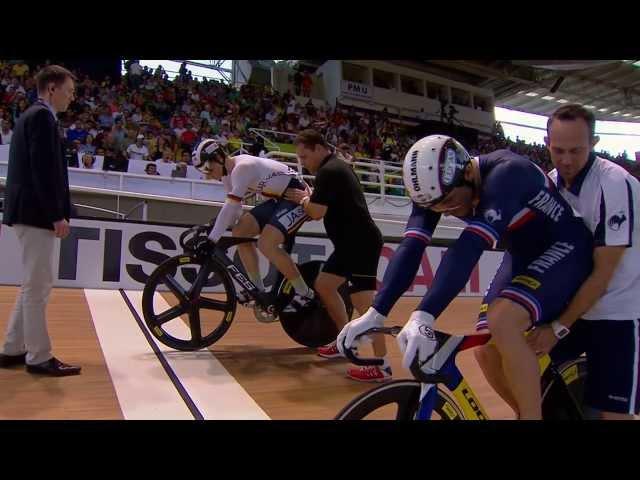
xmin=448 ymin=350 xmax=557 ymax=420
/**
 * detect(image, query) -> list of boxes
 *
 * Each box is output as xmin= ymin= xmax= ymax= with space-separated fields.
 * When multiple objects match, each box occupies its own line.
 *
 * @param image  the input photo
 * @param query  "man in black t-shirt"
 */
xmin=284 ymin=129 xmax=392 ymax=382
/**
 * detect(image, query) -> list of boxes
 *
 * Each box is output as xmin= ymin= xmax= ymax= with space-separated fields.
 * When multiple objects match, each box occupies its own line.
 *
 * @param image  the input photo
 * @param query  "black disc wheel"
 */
xmin=142 ymin=254 xmax=237 ymax=351
xmin=275 ymin=260 xmax=353 ymax=348
xmin=335 ymin=381 xmax=466 ymax=420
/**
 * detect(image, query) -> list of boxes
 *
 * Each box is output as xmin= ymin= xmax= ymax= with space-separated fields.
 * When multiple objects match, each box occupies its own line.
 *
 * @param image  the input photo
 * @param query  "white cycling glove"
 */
xmin=336 ymin=307 xmax=387 ymax=356
xmin=397 ymin=310 xmax=437 ymax=371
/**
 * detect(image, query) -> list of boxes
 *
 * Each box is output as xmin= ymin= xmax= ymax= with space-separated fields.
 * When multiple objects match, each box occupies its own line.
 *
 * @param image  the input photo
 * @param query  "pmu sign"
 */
xmin=342 ymin=80 xmax=372 ymax=99
xmin=0 ymin=217 xmax=502 ymax=295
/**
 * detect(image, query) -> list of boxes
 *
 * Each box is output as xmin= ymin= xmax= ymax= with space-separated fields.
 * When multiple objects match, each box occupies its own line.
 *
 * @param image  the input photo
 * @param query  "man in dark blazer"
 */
xmin=0 ymin=65 xmax=81 ymax=376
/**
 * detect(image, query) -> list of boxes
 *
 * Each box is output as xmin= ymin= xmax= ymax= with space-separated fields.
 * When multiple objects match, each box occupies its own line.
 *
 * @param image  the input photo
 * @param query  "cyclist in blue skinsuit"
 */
xmin=337 ymin=134 xmax=594 ymax=419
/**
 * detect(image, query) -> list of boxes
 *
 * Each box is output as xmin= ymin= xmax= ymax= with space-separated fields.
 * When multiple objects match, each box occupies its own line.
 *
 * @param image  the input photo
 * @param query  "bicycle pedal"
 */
xmin=253 ymin=304 xmax=279 ymax=323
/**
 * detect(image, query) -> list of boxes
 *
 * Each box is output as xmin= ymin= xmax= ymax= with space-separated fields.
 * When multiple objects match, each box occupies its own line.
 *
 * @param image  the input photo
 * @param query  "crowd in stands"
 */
xmin=0 ymin=60 xmax=420 ymax=172
xmin=1 ymin=59 xmax=638 ymax=184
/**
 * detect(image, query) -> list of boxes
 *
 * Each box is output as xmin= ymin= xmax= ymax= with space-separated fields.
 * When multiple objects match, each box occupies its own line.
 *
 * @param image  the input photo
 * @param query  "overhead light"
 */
xmin=634 ymin=115 xmax=640 ymax=119
xmin=623 ymin=113 xmax=632 ymax=117
xmin=584 ymin=105 xmax=595 ymax=109
xmin=598 ymin=108 xmax=609 ymax=112
xmin=517 ymin=90 xmax=526 ymax=95
xmin=557 ymin=99 xmax=569 ymax=104
xmin=525 ymin=92 xmax=539 ymax=97
xmin=612 ymin=111 xmax=621 ymax=115
xmin=542 ymin=95 xmax=555 ymax=100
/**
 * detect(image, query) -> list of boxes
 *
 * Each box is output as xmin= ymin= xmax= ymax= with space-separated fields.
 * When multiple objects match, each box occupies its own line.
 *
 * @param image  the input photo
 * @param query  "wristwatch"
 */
xmin=550 ymin=321 xmax=570 ymax=340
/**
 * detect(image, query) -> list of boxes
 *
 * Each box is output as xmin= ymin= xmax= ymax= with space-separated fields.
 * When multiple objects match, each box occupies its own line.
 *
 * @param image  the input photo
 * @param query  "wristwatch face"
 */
xmin=554 ymin=323 xmax=569 ymax=339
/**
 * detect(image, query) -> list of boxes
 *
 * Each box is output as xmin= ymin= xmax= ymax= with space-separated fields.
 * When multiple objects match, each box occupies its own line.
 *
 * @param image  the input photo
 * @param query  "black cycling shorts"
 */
xmin=322 ymin=240 xmax=383 ymax=293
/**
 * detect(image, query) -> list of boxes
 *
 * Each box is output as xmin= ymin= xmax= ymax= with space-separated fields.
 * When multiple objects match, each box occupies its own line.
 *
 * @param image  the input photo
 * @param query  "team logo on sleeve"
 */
xmin=484 ymin=209 xmax=502 ymax=224
xmin=608 ymin=211 xmax=627 ymax=231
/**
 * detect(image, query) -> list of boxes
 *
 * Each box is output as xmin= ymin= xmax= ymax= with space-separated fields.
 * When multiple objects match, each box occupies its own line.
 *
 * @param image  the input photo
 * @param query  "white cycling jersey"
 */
xmin=208 ymin=155 xmax=303 ymax=242
xmin=222 ymin=154 xmax=301 ymax=201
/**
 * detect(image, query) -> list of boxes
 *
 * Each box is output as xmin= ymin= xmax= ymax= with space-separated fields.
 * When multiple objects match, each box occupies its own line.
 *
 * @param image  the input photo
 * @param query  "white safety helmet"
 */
xmin=192 ymin=139 xmax=226 ymax=173
xmin=402 ymin=134 xmax=472 ymax=208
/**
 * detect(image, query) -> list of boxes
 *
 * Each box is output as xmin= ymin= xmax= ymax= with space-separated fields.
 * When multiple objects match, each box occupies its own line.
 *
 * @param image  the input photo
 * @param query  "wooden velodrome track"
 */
xmin=0 ymin=286 xmax=514 ymax=420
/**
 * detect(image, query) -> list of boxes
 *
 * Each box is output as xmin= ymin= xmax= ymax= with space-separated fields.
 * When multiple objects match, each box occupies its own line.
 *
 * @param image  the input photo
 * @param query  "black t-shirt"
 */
xmin=310 ymin=154 xmax=382 ymax=249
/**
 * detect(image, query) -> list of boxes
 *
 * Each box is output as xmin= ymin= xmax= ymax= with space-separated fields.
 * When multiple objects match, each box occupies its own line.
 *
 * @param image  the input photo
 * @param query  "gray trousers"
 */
xmin=1 ymin=224 xmax=55 ymax=365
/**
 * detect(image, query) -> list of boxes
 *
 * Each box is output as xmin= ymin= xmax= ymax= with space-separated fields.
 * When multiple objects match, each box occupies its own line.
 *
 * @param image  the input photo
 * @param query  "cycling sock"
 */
xmin=290 ymin=276 xmax=312 ymax=297
xmin=248 ymin=271 xmax=264 ymax=291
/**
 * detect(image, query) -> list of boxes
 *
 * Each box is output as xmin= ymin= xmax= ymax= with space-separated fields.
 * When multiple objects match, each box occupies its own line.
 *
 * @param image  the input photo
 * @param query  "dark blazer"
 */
xmin=2 ymin=101 xmax=71 ymax=230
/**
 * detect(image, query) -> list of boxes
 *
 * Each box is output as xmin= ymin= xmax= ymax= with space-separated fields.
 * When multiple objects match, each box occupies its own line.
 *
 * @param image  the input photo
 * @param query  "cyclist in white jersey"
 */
xmin=193 ymin=139 xmax=315 ymax=313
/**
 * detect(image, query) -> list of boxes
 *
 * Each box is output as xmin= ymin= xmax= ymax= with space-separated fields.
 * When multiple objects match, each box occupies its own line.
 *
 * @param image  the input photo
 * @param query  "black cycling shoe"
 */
xmin=282 ymin=290 xmax=316 ymax=314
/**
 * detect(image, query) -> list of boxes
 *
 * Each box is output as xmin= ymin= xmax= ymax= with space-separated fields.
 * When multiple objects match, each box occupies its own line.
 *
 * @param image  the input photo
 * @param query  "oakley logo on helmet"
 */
xmin=442 ymin=148 xmax=457 ymax=186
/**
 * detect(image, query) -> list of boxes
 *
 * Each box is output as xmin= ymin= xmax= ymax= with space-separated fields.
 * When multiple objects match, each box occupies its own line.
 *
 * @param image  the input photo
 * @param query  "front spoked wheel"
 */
xmin=142 ymin=253 xmax=237 ymax=351
xmin=334 ymin=381 xmax=466 ymax=420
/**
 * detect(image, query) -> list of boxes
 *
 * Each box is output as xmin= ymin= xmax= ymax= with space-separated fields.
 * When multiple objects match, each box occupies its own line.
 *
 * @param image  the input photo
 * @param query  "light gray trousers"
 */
xmin=2 ymin=224 xmax=55 ymax=365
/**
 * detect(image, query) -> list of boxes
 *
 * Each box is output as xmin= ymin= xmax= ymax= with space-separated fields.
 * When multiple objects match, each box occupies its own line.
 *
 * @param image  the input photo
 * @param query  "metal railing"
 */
xmin=73 ymin=203 xmax=126 ymax=219
xmin=247 ymin=128 xmax=288 ymax=151
xmin=264 ymin=151 xmax=410 ymax=205
xmin=74 ymin=200 xmax=148 ymax=221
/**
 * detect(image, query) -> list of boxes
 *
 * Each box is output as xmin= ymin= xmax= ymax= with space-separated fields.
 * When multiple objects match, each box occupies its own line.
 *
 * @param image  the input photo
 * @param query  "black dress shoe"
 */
xmin=26 ymin=357 xmax=81 ymax=377
xmin=0 ymin=353 xmax=27 ymax=368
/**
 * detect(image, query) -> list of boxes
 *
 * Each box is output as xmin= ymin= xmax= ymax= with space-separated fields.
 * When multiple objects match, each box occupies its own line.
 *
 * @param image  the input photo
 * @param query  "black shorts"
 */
xmin=550 ymin=318 xmax=640 ymax=415
xmin=322 ymin=239 xmax=383 ymax=293
xmin=249 ymin=198 xmax=309 ymax=239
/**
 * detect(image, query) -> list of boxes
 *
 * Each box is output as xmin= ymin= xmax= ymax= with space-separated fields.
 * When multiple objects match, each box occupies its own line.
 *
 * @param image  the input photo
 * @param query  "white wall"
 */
xmin=0 ymin=215 xmax=502 ymax=296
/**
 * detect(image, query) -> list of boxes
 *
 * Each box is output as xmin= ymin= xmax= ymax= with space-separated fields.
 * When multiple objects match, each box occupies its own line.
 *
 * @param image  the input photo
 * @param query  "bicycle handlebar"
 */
xmin=341 ymin=326 xmax=402 ymax=366
xmin=342 ymin=326 xmax=448 ymax=384
xmin=179 ymin=224 xmax=212 ymax=252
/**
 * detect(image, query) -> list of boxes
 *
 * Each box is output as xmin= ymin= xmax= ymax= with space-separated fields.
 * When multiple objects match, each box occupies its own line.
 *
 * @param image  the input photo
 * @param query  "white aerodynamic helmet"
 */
xmin=192 ymin=139 xmax=226 ymax=173
xmin=402 ymin=134 xmax=472 ymax=208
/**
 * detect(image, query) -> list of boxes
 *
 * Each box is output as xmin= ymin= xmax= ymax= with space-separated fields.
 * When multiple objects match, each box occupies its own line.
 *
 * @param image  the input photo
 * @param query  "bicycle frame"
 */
xmin=413 ymin=332 xmax=492 ymax=420
xmin=344 ymin=327 xmax=583 ymax=420
xmin=414 ymin=336 xmax=581 ymax=420
xmin=181 ymin=225 xmax=295 ymax=313
xmin=195 ymin=237 xmax=275 ymax=311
